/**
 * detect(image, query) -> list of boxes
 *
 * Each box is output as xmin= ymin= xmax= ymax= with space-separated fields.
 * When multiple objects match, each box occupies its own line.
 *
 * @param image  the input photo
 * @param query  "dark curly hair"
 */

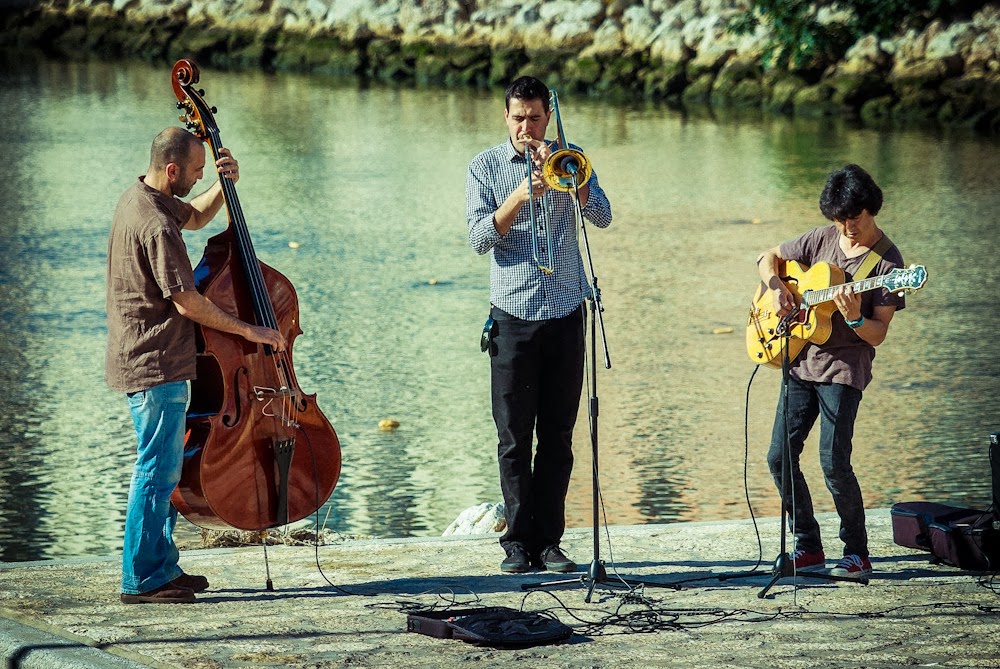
xmin=819 ymin=164 xmax=883 ymax=221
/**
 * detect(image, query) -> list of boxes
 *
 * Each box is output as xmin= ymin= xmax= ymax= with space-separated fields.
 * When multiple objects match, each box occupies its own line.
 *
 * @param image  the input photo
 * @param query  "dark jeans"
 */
xmin=766 ymin=376 xmax=868 ymax=558
xmin=490 ymin=304 xmax=585 ymax=556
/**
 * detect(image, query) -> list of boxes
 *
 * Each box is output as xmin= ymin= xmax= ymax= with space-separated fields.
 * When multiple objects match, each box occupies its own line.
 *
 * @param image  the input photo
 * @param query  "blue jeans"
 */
xmin=121 ymin=380 xmax=188 ymax=594
xmin=766 ymin=377 xmax=868 ymax=558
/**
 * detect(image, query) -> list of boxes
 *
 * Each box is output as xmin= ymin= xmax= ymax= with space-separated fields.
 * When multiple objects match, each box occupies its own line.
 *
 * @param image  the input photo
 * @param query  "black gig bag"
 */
xmin=406 ymin=607 xmax=573 ymax=648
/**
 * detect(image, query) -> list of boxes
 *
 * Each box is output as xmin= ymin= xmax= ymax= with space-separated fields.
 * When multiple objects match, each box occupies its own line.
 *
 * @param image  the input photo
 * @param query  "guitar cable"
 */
xmin=663 ymin=363 xmax=768 ymax=588
xmin=738 ymin=363 xmax=767 ymax=571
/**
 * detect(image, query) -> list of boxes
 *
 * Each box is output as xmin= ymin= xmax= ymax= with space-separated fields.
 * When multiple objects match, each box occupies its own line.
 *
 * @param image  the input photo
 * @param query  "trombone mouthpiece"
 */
xmin=519 ymin=133 xmax=533 ymax=143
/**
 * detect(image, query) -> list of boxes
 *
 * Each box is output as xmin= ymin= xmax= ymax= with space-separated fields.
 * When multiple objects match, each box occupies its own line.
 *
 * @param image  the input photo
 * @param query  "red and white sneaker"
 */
xmin=790 ymin=548 xmax=826 ymax=570
xmin=830 ymin=554 xmax=873 ymax=579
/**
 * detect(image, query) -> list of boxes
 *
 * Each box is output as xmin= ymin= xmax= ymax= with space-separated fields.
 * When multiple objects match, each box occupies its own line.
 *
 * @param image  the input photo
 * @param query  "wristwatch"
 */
xmin=845 ymin=315 xmax=865 ymax=329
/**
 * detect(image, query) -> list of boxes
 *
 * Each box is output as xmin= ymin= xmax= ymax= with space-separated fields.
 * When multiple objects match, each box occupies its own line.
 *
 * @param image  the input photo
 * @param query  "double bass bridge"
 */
xmin=253 ymin=385 xmax=302 ymax=426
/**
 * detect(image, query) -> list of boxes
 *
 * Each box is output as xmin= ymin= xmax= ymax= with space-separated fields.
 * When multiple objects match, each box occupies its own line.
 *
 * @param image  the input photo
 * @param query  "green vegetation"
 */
xmin=728 ymin=0 xmax=986 ymax=70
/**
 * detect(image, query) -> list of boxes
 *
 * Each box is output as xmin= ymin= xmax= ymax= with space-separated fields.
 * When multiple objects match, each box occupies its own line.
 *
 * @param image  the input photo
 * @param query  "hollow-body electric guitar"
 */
xmin=746 ymin=260 xmax=927 ymax=367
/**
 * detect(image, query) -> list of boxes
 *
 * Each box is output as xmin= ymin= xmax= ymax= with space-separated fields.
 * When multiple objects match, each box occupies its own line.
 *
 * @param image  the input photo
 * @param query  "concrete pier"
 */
xmin=2 ymin=509 xmax=998 ymax=668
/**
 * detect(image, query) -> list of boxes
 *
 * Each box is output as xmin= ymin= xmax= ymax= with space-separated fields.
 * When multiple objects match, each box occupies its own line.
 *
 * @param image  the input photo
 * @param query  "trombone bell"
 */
xmin=541 ymin=147 xmax=592 ymax=192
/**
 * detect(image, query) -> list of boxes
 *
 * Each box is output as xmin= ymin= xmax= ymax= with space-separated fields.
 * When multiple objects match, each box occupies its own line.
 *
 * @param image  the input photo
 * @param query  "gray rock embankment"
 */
xmin=2 ymin=0 xmax=1000 ymax=131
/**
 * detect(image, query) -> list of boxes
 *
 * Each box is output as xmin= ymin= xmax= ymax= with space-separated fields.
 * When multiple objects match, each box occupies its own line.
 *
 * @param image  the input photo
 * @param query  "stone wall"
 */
xmin=2 ymin=0 xmax=1000 ymax=131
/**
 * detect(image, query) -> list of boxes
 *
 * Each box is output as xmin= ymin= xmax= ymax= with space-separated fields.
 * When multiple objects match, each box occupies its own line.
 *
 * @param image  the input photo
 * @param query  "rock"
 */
xmin=712 ymin=56 xmax=762 ymax=102
xmin=860 ymin=95 xmax=895 ymax=124
xmin=442 ymin=502 xmax=506 ymax=536
xmin=579 ymin=18 xmax=623 ymax=58
xmin=766 ymin=73 xmax=808 ymax=114
xmin=837 ymin=34 xmax=890 ymax=78
xmin=792 ymin=82 xmax=842 ymax=118
xmin=621 ymin=4 xmax=656 ymax=50
xmin=925 ymin=19 xmax=976 ymax=62
xmin=3 ymin=0 xmax=1000 ymax=131
xmin=965 ymin=32 xmax=1000 ymax=75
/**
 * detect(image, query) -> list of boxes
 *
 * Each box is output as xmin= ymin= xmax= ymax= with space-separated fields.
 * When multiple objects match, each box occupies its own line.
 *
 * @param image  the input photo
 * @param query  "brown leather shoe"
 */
xmin=170 ymin=572 xmax=209 ymax=592
xmin=120 ymin=583 xmax=196 ymax=604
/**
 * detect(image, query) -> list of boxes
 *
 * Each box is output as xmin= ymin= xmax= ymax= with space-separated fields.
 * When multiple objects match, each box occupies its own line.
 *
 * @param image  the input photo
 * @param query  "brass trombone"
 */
xmin=522 ymin=89 xmax=593 ymax=275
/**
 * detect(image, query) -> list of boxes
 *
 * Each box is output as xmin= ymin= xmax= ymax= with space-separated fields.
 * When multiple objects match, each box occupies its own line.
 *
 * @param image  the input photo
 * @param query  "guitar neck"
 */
xmin=803 ymin=274 xmax=888 ymax=306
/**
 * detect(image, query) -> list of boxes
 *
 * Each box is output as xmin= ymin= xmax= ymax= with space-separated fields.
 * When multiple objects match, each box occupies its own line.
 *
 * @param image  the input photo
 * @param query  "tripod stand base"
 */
xmin=521 ymin=559 xmax=680 ymax=603
xmin=718 ymin=551 xmax=868 ymax=598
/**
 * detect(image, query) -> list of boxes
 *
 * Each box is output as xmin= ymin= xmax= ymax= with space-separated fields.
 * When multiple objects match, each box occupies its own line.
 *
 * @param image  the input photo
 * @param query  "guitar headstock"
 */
xmin=884 ymin=264 xmax=928 ymax=295
xmin=171 ymin=58 xmax=218 ymax=144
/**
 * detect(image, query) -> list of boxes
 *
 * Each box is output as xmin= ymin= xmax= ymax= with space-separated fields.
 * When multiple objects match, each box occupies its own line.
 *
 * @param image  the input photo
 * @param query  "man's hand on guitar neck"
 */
xmin=832 ymin=285 xmax=862 ymax=323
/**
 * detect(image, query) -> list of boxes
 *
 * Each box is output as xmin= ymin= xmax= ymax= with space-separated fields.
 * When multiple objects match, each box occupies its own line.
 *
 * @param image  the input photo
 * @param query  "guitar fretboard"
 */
xmin=804 ymin=275 xmax=886 ymax=306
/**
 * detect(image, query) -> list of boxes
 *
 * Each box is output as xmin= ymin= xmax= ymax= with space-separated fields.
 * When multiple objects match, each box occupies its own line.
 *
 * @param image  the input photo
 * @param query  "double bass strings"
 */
xmin=204 ymin=125 xmax=300 ymax=432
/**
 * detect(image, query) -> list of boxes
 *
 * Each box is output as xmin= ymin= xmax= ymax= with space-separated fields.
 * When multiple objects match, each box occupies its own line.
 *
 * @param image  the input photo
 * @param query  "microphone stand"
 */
xmin=521 ymin=176 xmax=669 ymax=603
xmin=717 ymin=307 xmax=865 ymax=597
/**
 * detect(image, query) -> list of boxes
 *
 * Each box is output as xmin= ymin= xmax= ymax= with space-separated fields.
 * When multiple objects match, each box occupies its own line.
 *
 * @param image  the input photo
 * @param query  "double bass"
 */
xmin=168 ymin=59 xmax=341 ymax=531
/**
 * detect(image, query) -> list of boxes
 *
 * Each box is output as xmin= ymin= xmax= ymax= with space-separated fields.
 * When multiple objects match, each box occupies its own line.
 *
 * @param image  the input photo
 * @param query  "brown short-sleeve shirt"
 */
xmin=105 ymin=177 xmax=198 ymax=393
xmin=779 ymin=224 xmax=905 ymax=391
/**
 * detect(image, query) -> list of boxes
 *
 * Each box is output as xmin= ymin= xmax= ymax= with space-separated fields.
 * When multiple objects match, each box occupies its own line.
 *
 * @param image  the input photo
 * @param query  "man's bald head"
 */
xmin=149 ymin=127 xmax=202 ymax=172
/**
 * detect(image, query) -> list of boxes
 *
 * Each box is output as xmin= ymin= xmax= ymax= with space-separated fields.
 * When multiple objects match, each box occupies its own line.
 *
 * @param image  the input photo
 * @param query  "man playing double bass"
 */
xmin=105 ymin=127 xmax=285 ymax=604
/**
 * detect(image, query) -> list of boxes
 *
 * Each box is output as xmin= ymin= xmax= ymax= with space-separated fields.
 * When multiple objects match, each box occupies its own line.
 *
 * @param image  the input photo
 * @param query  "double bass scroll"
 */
xmin=169 ymin=58 xmax=342 ymax=531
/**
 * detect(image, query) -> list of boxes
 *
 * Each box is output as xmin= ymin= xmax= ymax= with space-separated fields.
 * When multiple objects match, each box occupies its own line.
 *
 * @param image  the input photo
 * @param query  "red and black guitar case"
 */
xmin=891 ymin=501 xmax=999 ymax=570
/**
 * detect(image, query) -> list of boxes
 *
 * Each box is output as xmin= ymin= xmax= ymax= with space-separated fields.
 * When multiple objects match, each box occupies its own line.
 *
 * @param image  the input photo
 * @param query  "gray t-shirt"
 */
xmin=780 ymin=225 xmax=905 ymax=391
xmin=105 ymin=177 xmax=197 ymax=393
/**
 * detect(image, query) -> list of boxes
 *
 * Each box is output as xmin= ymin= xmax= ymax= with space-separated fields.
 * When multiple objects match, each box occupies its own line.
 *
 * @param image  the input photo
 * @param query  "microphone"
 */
xmin=557 ymin=155 xmax=579 ymax=174
xmin=776 ymin=305 xmax=802 ymax=336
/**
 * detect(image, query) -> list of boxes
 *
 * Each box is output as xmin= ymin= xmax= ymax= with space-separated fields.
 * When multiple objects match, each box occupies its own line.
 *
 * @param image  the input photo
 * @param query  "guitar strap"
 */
xmin=853 ymin=233 xmax=894 ymax=281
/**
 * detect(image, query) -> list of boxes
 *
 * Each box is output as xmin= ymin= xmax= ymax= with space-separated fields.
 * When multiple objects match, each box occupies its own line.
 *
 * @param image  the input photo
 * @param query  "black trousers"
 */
xmin=766 ymin=378 xmax=868 ymax=557
xmin=489 ymin=304 xmax=585 ymax=556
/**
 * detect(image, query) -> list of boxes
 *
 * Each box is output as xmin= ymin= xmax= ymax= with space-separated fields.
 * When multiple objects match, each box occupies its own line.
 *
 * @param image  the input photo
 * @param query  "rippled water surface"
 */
xmin=1 ymin=57 xmax=998 ymax=562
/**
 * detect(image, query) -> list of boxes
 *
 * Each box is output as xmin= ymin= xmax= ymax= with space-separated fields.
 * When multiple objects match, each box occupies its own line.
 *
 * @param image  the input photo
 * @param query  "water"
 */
xmin=1 ymin=56 xmax=998 ymax=563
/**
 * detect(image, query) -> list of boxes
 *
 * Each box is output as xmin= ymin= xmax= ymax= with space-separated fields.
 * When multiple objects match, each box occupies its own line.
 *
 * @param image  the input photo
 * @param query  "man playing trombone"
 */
xmin=466 ymin=75 xmax=612 ymax=574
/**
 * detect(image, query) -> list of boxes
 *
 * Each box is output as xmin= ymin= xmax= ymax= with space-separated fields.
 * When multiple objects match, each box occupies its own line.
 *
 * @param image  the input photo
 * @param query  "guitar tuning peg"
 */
xmin=210 ymin=106 xmax=218 ymax=114
xmin=175 ymin=101 xmax=184 ymax=110
xmin=198 ymin=88 xmax=206 ymax=96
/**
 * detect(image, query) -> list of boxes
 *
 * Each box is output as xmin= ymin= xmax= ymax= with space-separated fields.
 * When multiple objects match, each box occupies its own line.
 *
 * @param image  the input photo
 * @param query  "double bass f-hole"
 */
xmin=168 ymin=58 xmax=341 ymax=532
xmin=223 ymin=366 xmax=248 ymax=428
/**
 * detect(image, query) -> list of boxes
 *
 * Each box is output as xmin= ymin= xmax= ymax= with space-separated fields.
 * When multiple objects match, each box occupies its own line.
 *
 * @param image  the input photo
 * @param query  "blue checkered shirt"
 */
xmin=466 ymin=139 xmax=612 ymax=321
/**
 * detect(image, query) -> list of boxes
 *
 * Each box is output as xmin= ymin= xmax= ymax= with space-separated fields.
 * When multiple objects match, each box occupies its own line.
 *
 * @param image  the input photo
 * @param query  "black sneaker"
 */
xmin=538 ymin=545 xmax=576 ymax=573
xmin=501 ymin=545 xmax=531 ymax=574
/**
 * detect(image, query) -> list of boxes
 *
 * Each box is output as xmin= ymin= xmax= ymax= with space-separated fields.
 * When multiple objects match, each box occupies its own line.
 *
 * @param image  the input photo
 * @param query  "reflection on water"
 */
xmin=1 ymin=56 xmax=998 ymax=562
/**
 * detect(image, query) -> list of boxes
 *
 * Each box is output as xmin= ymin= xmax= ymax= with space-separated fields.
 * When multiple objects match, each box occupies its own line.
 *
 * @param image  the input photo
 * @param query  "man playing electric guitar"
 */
xmin=756 ymin=163 xmax=906 ymax=579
